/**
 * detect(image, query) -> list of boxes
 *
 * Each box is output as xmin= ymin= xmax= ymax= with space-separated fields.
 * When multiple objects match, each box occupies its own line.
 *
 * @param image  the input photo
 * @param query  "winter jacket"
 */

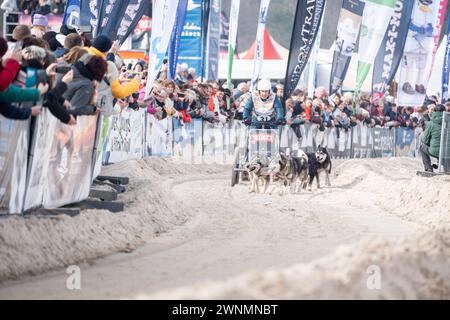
xmin=86 ymin=47 xmax=140 ymax=99
xmin=43 ymin=81 xmax=72 ymax=124
xmin=421 ymin=111 xmax=443 ymax=158
xmin=0 ymin=59 xmax=21 ymax=91
xmin=63 ymin=62 xmax=97 ymax=116
xmin=0 ymin=99 xmax=31 ymax=120
xmin=0 ymin=84 xmax=40 ymax=103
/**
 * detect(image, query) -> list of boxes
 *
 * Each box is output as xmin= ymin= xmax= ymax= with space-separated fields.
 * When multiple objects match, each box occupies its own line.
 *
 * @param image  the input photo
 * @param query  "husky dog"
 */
xmin=268 ymin=153 xmax=300 ymax=195
xmin=244 ymin=155 xmax=271 ymax=194
xmin=306 ymin=145 xmax=332 ymax=190
xmin=293 ymin=149 xmax=309 ymax=192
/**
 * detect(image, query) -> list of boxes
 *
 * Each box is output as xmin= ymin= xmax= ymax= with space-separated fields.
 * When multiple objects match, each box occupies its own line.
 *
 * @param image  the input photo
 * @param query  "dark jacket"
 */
xmin=43 ymin=81 xmax=72 ymax=124
xmin=63 ymin=62 xmax=97 ymax=116
xmin=422 ymin=111 xmax=443 ymax=157
xmin=0 ymin=99 xmax=31 ymax=120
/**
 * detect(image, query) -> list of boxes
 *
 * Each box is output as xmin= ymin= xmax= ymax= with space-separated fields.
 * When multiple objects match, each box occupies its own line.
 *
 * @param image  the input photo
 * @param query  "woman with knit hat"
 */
xmin=30 ymin=13 xmax=48 ymax=39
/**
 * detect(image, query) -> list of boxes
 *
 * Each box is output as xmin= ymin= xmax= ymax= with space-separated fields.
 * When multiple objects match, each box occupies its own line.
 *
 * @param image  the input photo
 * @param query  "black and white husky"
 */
xmin=306 ymin=145 xmax=332 ymax=190
xmin=268 ymin=150 xmax=309 ymax=194
xmin=244 ymin=155 xmax=271 ymax=194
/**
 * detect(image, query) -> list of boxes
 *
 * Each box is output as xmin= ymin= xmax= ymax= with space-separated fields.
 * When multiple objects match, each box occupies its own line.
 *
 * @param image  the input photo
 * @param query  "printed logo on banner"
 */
xmin=284 ymin=0 xmax=325 ymax=99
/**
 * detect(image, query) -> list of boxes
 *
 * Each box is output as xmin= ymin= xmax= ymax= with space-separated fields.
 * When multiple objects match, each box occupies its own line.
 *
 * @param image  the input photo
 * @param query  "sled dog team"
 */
xmin=243 ymin=145 xmax=332 ymax=195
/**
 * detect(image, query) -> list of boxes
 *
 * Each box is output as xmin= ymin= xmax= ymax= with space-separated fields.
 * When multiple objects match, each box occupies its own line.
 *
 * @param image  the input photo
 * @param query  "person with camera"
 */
xmin=419 ymin=104 xmax=445 ymax=172
xmin=243 ymin=79 xmax=285 ymax=129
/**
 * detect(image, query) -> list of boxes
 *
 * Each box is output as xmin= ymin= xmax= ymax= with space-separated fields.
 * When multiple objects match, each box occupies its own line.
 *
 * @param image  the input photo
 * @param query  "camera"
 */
xmin=55 ymin=66 xmax=72 ymax=74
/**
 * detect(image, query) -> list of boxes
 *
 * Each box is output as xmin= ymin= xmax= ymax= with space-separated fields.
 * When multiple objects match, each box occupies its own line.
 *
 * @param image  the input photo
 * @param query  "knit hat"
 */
xmin=21 ymin=45 xmax=47 ymax=62
xmin=93 ymin=35 xmax=112 ymax=53
xmin=0 ymin=37 xmax=7 ymax=58
xmin=32 ymin=14 xmax=48 ymax=27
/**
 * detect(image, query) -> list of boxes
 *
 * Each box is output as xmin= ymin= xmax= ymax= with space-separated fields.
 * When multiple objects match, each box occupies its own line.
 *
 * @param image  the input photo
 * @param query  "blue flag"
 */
xmin=442 ymin=19 xmax=450 ymax=103
xmin=62 ymin=0 xmax=81 ymax=26
xmin=168 ymin=0 xmax=189 ymax=80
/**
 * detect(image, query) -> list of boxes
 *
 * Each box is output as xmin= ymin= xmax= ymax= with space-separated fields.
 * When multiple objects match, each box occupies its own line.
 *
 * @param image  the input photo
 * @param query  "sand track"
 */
xmin=0 ymin=157 xmax=448 ymax=299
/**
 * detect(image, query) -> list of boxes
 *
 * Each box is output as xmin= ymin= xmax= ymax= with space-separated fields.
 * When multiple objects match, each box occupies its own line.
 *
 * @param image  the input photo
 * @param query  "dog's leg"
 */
xmin=325 ymin=170 xmax=331 ymax=187
xmin=255 ymin=176 xmax=261 ymax=194
xmin=316 ymin=173 xmax=321 ymax=189
xmin=308 ymin=173 xmax=314 ymax=191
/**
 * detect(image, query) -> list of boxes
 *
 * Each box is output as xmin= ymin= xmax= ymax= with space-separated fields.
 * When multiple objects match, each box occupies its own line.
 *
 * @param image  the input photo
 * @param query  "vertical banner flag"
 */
xmin=145 ymin=0 xmax=180 ymax=98
xmin=63 ymin=0 xmax=80 ymax=26
xmin=168 ymin=0 xmax=189 ymax=79
xmin=372 ymin=0 xmax=414 ymax=101
xmin=397 ymin=0 xmax=448 ymax=107
xmin=79 ymin=0 xmax=93 ymax=30
xmin=200 ymin=0 xmax=211 ymax=80
xmin=101 ymin=0 xmax=151 ymax=44
xmin=97 ymin=0 xmax=118 ymax=36
xmin=329 ymin=0 xmax=365 ymax=95
xmin=284 ymin=0 xmax=325 ymax=99
xmin=220 ymin=11 xmax=230 ymax=58
xmin=79 ymin=0 xmax=100 ymax=35
xmin=308 ymin=17 xmax=323 ymax=98
xmin=355 ymin=0 xmax=396 ymax=92
xmin=250 ymin=0 xmax=271 ymax=90
xmin=442 ymin=19 xmax=450 ymax=102
xmin=205 ymin=0 xmax=221 ymax=80
xmin=177 ymin=0 xmax=203 ymax=78
xmin=227 ymin=0 xmax=241 ymax=90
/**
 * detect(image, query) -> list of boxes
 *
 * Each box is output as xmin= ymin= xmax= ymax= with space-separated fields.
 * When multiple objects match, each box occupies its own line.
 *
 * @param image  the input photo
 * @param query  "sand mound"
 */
xmin=147 ymin=227 xmax=450 ymax=299
xmin=332 ymin=158 xmax=450 ymax=227
xmin=0 ymin=158 xmax=210 ymax=282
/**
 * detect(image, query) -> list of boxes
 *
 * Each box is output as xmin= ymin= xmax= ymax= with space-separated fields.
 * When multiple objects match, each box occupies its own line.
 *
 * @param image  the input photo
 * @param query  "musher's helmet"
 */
xmin=257 ymin=79 xmax=271 ymax=92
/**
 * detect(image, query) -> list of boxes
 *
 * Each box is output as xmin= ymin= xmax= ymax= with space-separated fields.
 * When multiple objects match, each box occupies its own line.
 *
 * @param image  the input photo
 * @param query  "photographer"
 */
xmin=419 ymin=104 xmax=445 ymax=172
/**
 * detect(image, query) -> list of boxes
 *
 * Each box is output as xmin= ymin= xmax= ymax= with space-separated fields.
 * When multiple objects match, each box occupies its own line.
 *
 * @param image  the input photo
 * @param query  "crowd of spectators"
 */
xmin=1 ymin=0 xmax=66 ymax=15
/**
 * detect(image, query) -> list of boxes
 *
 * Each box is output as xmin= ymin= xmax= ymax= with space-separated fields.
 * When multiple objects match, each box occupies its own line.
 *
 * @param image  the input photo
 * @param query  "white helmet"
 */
xmin=257 ymin=79 xmax=271 ymax=91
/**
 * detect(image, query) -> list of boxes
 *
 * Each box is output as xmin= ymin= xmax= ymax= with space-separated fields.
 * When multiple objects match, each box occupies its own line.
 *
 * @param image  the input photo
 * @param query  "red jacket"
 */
xmin=0 ymin=59 xmax=20 ymax=91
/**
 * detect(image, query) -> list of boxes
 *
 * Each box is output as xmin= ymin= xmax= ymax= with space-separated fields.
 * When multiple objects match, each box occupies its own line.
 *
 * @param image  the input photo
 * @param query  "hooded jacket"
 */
xmin=63 ymin=61 xmax=97 ymax=116
xmin=422 ymin=111 xmax=443 ymax=158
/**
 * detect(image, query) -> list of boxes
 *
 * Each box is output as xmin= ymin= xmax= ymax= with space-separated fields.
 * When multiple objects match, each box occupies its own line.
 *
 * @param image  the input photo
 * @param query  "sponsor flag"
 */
xmin=442 ymin=19 xmax=450 ymax=102
xmin=227 ymin=0 xmax=240 ymax=91
xmin=372 ymin=0 xmax=414 ymax=101
xmin=250 ymin=0 xmax=271 ymax=90
xmin=145 ymin=0 xmax=180 ymax=97
xmin=397 ymin=0 xmax=448 ymax=107
xmin=168 ymin=0 xmax=189 ymax=80
xmin=329 ymin=0 xmax=365 ymax=95
xmin=205 ymin=0 xmax=221 ymax=80
xmin=355 ymin=0 xmax=397 ymax=92
xmin=63 ymin=0 xmax=80 ymax=27
xmin=177 ymin=0 xmax=203 ymax=77
xmin=284 ymin=0 xmax=325 ymax=99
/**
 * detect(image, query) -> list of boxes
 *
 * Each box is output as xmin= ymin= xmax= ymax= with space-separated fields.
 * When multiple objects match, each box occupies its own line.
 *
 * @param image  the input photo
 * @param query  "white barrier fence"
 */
xmin=1 ymin=109 xmax=447 ymax=214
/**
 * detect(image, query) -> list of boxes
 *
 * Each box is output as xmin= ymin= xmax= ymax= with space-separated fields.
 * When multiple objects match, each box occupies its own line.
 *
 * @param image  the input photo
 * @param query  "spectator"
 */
xmin=419 ymin=104 xmax=445 ymax=172
xmin=36 ymin=0 xmax=51 ymax=15
xmin=51 ymin=0 xmax=65 ymax=15
xmin=63 ymin=54 xmax=108 ymax=116
xmin=1 ymin=0 xmax=19 ymax=13
xmin=87 ymin=35 xmax=140 ymax=100
xmin=64 ymin=33 xmax=83 ymax=50
xmin=30 ymin=13 xmax=48 ymax=38
xmin=0 ymin=37 xmax=21 ymax=91
xmin=19 ymin=0 xmax=38 ymax=15
xmin=233 ymin=82 xmax=249 ymax=101
xmin=12 ymin=25 xmax=32 ymax=42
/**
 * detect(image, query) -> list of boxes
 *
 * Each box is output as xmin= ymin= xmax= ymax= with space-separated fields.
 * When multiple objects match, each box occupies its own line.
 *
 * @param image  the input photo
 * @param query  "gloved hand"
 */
xmin=243 ymin=117 xmax=252 ymax=126
xmin=276 ymin=118 xmax=286 ymax=126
